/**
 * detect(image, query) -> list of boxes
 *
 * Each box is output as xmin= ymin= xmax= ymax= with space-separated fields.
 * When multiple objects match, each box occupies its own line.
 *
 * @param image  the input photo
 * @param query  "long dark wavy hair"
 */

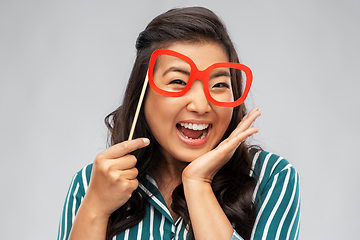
xmin=104 ymin=6 xmax=257 ymax=240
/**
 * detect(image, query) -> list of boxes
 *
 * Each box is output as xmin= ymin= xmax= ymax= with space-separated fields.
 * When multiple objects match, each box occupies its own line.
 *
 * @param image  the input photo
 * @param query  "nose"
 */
xmin=185 ymin=80 xmax=211 ymax=115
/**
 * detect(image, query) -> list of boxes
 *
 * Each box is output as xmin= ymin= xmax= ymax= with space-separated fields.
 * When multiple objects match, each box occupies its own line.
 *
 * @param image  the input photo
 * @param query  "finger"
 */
xmin=191 ymin=128 xmax=258 ymax=180
xmin=219 ymin=127 xmax=258 ymax=151
xmin=248 ymin=107 xmax=260 ymax=115
xmin=220 ymin=108 xmax=261 ymax=150
xmin=238 ymin=107 xmax=259 ymax=122
xmin=206 ymin=128 xmax=258 ymax=168
xmin=240 ymin=107 xmax=258 ymax=121
xmin=229 ymin=108 xmax=261 ymax=138
xmin=128 ymin=178 xmax=139 ymax=192
xmin=239 ymin=108 xmax=261 ymax=128
xmin=112 ymin=154 xmax=138 ymax=170
xmin=233 ymin=127 xmax=258 ymax=145
xmin=98 ymin=138 xmax=150 ymax=160
xmin=119 ymin=168 xmax=139 ymax=180
xmin=116 ymin=178 xmax=139 ymax=195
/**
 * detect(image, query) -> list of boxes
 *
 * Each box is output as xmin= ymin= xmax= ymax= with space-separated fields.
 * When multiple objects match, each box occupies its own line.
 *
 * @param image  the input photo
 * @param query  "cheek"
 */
xmin=144 ymin=90 xmax=180 ymax=134
xmin=207 ymin=107 xmax=233 ymax=147
xmin=216 ymin=107 xmax=233 ymax=140
xmin=144 ymin=92 xmax=162 ymax=132
xmin=218 ymin=107 xmax=233 ymax=126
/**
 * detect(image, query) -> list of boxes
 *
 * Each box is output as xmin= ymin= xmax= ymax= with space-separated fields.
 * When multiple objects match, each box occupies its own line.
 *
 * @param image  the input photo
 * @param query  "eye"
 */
xmin=210 ymin=70 xmax=231 ymax=89
xmin=212 ymin=82 xmax=230 ymax=88
xmin=169 ymin=79 xmax=187 ymax=85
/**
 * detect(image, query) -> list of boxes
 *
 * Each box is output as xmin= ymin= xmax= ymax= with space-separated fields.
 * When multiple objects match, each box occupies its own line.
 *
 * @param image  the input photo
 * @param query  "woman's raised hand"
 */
xmin=182 ymin=108 xmax=261 ymax=183
xmin=181 ymin=108 xmax=261 ymax=240
xmin=83 ymin=138 xmax=150 ymax=218
xmin=68 ymin=138 xmax=149 ymax=239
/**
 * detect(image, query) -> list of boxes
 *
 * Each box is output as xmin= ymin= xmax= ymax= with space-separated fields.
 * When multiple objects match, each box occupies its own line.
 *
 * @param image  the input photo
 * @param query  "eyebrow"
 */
xmin=210 ymin=70 xmax=231 ymax=79
xmin=163 ymin=67 xmax=190 ymax=77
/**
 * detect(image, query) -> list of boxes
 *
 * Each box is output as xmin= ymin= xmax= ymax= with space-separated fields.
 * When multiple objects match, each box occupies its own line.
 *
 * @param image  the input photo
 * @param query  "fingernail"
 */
xmin=142 ymin=138 xmax=150 ymax=144
xmin=249 ymin=109 xmax=257 ymax=116
xmin=252 ymin=108 xmax=260 ymax=116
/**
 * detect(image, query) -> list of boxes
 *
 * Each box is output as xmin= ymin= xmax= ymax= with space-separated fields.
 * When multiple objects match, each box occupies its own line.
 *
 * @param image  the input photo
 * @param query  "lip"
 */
xmin=176 ymin=120 xmax=212 ymax=146
xmin=178 ymin=119 xmax=213 ymax=125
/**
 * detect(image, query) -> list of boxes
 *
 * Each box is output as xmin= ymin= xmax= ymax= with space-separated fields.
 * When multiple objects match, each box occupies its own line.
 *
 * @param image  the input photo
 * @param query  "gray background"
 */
xmin=1 ymin=0 xmax=359 ymax=239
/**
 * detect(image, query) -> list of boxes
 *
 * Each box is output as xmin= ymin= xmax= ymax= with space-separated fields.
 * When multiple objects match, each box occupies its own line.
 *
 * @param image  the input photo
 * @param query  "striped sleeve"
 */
xmin=57 ymin=164 xmax=92 ymax=240
xmin=250 ymin=151 xmax=301 ymax=240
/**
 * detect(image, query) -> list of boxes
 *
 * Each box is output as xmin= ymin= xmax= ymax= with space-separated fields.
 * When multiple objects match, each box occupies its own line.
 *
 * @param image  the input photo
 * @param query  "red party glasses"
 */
xmin=148 ymin=49 xmax=253 ymax=108
xmin=128 ymin=49 xmax=253 ymax=140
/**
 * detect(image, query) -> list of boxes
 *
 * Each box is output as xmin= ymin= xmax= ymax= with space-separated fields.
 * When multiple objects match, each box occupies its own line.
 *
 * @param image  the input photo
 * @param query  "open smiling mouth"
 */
xmin=176 ymin=123 xmax=210 ymax=140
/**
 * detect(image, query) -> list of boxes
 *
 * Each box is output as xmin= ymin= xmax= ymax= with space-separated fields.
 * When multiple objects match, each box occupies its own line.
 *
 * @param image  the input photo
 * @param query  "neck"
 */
xmin=152 ymin=151 xmax=188 ymax=221
xmin=154 ymin=157 xmax=186 ymax=186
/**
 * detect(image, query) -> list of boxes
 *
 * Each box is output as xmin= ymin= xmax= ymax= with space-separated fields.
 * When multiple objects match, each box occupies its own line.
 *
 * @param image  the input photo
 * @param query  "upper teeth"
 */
xmin=180 ymin=123 xmax=209 ymax=130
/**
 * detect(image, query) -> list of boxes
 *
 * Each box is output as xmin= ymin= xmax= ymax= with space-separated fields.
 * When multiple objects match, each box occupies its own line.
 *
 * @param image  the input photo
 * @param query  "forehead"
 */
xmin=162 ymin=41 xmax=229 ymax=71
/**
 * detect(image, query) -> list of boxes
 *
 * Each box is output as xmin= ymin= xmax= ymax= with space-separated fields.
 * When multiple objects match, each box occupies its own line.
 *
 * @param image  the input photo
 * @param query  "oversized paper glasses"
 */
xmin=128 ymin=49 xmax=253 ymax=140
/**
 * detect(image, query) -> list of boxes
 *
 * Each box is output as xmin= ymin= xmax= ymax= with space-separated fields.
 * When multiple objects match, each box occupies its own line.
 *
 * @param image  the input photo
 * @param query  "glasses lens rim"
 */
xmin=148 ymin=49 xmax=253 ymax=107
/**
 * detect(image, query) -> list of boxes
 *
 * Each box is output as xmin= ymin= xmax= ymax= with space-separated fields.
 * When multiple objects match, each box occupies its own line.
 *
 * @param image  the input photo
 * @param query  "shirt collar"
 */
xmin=137 ymin=174 xmax=175 ymax=223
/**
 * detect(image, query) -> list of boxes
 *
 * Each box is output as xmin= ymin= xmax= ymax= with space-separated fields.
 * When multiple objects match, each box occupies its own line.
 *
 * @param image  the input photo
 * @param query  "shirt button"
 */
xmin=169 ymin=232 xmax=175 ymax=239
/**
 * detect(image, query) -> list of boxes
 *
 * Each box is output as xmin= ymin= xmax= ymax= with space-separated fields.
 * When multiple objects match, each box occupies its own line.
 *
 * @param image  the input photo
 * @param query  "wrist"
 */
xmin=81 ymin=195 xmax=112 ymax=222
xmin=69 ymin=196 xmax=110 ymax=239
xmin=182 ymin=176 xmax=212 ymax=192
xmin=182 ymin=169 xmax=215 ymax=185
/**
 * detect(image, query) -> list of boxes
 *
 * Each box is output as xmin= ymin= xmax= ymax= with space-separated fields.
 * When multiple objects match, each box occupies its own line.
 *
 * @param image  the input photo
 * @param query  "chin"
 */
xmin=172 ymin=148 xmax=211 ymax=163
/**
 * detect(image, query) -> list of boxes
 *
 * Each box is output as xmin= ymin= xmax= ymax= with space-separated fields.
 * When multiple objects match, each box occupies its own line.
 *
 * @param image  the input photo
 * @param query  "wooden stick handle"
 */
xmin=128 ymin=72 xmax=149 ymax=140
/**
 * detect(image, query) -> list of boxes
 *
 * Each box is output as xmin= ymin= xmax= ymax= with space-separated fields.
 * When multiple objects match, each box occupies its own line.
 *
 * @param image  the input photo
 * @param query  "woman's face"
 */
xmin=144 ymin=41 xmax=233 ymax=163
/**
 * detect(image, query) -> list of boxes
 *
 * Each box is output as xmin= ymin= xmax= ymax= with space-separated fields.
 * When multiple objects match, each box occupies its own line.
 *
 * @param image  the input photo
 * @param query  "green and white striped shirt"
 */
xmin=58 ymin=150 xmax=300 ymax=240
